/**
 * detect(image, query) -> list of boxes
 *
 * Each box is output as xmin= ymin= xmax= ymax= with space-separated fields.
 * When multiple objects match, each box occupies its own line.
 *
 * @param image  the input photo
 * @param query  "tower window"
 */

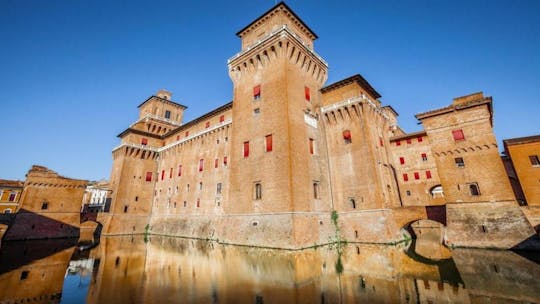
xmin=20 ymin=271 xmax=29 ymax=280
xmin=141 ymin=138 xmax=148 ymax=145
xmin=406 ymin=138 xmax=412 ymax=144
xmin=414 ymin=172 xmax=420 ymax=180
xmin=161 ymin=170 xmax=165 ymax=180
xmin=396 ymin=140 xmax=401 ymax=146
xmin=421 ymin=153 xmax=427 ymax=161
xmin=399 ymin=157 xmax=405 ymax=165
xmin=469 ymin=183 xmax=481 ymax=196
xmin=379 ymin=137 xmax=384 ymax=147
xmin=223 ymin=156 xmax=228 ymax=166
xmin=206 ymin=121 xmax=210 ymax=128
xmin=350 ymin=198 xmax=356 ymax=209
xmin=254 ymin=182 xmax=262 ymax=200
xmin=455 ymin=157 xmax=465 ymax=167
xmin=305 ymin=86 xmax=311 ymax=101
xmin=145 ymin=172 xmax=152 ymax=182
xmin=165 ymin=110 xmax=171 ymax=119
xmin=243 ymin=141 xmax=250 ymax=157
xmin=215 ymin=158 xmax=219 ymax=168
xmin=197 ymin=198 xmax=200 ymax=208
xmin=253 ymin=85 xmax=261 ymax=100
xmin=418 ymin=136 xmax=423 ymax=143
xmin=343 ymin=130 xmax=352 ymax=144
xmin=309 ymin=138 xmax=315 ymax=154
xmin=529 ymin=155 xmax=540 ymax=167
xmin=41 ymin=202 xmax=48 ymax=210
xmin=199 ymin=159 xmax=204 ymax=172
xmin=452 ymin=129 xmax=465 ymax=141
xmin=265 ymin=134 xmax=273 ymax=152
xmin=185 ymin=131 xmax=189 ymax=137
xmin=169 ymin=168 xmax=173 ymax=178
xmin=178 ymin=165 xmax=182 ymax=176
xmin=216 ymin=183 xmax=222 ymax=195
xmin=219 ymin=115 xmax=225 ymax=123
xmin=313 ymin=181 xmax=320 ymax=199
xmin=403 ymin=174 xmax=409 ymax=182
xmin=123 ymin=206 xmax=128 ymax=213
xmin=426 ymin=170 xmax=432 ymax=179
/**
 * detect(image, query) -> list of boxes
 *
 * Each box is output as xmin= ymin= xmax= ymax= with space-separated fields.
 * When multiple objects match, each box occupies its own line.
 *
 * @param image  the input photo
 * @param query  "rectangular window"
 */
xmin=406 ymin=138 xmax=412 ymax=144
xmin=396 ymin=140 xmax=401 ymax=146
xmin=169 ymin=168 xmax=173 ymax=178
xmin=146 ymin=172 xmax=152 ymax=182
xmin=216 ymin=183 xmax=222 ymax=195
xmin=161 ymin=170 xmax=165 ymax=180
xmin=426 ymin=170 xmax=432 ymax=179
xmin=205 ymin=121 xmax=210 ymax=128
xmin=469 ymin=183 xmax=481 ymax=196
xmin=399 ymin=157 xmax=405 ymax=165
xmin=418 ymin=136 xmax=423 ymax=143
xmin=414 ymin=172 xmax=420 ymax=180
xmin=309 ymin=138 xmax=314 ymax=154
xmin=379 ymin=137 xmax=384 ymax=147
xmin=343 ymin=130 xmax=352 ymax=144
xmin=265 ymin=134 xmax=273 ymax=152
xmin=305 ymin=86 xmax=311 ymax=101
xmin=455 ymin=157 xmax=465 ymax=167
xmin=529 ymin=155 xmax=540 ymax=166
xmin=141 ymin=138 xmax=148 ymax=145
xmin=253 ymin=85 xmax=261 ymax=100
xmin=403 ymin=174 xmax=409 ymax=182
xmin=243 ymin=141 xmax=250 ymax=157
xmin=185 ymin=131 xmax=189 ymax=137
xmin=223 ymin=156 xmax=228 ymax=166
xmin=199 ymin=159 xmax=204 ymax=172
xmin=176 ymin=135 xmax=180 ymax=141
xmin=313 ymin=181 xmax=320 ymax=199
xmin=41 ymin=202 xmax=48 ymax=210
xmin=421 ymin=153 xmax=427 ymax=161
xmin=219 ymin=115 xmax=225 ymax=123
xmin=178 ymin=165 xmax=182 ymax=176
xmin=197 ymin=198 xmax=200 ymax=208
xmin=254 ymin=182 xmax=262 ymax=200
xmin=165 ymin=110 xmax=171 ymax=119
xmin=8 ymin=192 xmax=16 ymax=202
xmin=452 ymin=129 xmax=465 ymax=141
xmin=215 ymin=158 xmax=218 ymax=168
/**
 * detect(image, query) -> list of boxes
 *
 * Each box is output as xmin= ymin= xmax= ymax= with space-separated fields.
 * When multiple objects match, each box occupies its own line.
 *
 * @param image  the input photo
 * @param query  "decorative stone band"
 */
xmin=320 ymin=94 xmax=390 ymax=121
xmin=228 ymin=24 xmax=328 ymax=68
xmin=112 ymin=119 xmax=232 ymax=153
xmin=130 ymin=113 xmax=182 ymax=128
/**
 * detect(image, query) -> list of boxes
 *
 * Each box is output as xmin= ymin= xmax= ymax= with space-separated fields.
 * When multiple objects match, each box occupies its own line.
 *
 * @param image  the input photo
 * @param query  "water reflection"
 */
xmin=0 ymin=236 xmax=539 ymax=303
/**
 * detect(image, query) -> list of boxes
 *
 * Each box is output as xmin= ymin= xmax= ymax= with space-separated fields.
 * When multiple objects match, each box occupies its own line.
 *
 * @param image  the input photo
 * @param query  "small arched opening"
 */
xmin=403 ymin=219 xmax=450 ymax=260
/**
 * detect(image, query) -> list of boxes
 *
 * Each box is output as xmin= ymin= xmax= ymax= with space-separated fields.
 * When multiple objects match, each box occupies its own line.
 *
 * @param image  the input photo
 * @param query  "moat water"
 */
xmin=0 ymin=236 xmax=539 ymax=304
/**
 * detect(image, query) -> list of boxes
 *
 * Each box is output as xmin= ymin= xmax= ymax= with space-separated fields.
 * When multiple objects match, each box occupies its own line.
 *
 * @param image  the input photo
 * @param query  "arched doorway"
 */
xmin=403 ymin=219 xmax=450 ymax=260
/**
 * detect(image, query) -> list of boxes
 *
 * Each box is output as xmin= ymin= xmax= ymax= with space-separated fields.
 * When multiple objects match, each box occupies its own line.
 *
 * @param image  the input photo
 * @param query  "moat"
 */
xmin=0 ymin=236 xmax=539 ymax=304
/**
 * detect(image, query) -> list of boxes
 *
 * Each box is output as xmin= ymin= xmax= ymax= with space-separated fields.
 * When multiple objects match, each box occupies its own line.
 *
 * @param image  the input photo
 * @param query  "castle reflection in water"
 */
xmin=0 ymin=237 xmax=539 ymax=303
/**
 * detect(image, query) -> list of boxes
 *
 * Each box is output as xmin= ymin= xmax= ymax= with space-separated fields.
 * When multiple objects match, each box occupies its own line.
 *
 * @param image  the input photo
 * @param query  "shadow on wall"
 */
xmin=2 ymin=209 xmax=80 ymax=241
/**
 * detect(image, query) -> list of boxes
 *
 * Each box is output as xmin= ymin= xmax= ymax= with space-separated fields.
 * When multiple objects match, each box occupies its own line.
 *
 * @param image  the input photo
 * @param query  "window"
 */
xmin=396 ymin=140 xmax=401 ymax=146
xmin=265 ymin=134 xmax=273 ymax=152
xmin=145 ymin=172 xmax=152 ymax=182
xmin=469 ymin=183 xmax=481 ymax=196
xmin=350 ymin=198 xmax=356 ymax=209
xmin=197 ymin=198 xmax=200 ymax=208
xmin=403 ymin=174 xmax=409 ymax=182
xmin=343 ymin=130 xmax=352 ymax=144
xmin=379 ymin=137 xmax=384 ymax=147
xmin=452 ymin=129 xmax=465 ymax=141
xmin=177 ymin=135 xmax=180 ymax=140
xmin=253 ymin=85 xmax=261 ymax=100
xmin=165 ymin=110 xmax=171 ymax=119
xmin=399 ymin=157 xmax=405 ymax=165
xmin=199 ymin=182 xmax=203 ymax=190
xmin=4 ymin=208 xmax=12 ymax=214
xmin=199 ymin=159 xmax=204 ymax=172
xmin=426 ymin=170 xmax=432 ymax=179
xmin=418 ymin=136 xmax=423 ymax=143
xmin=455 ymin=157 xmax=465 ymax=167
xmin=253 ymin=108 xmax=260 ymax=116
xmin=141 ymin=138 xmax=148 ymax=145
xmin=219 ymin=115 xmax=225 ymax=123
xmin=216 ymin=183 xmax=222 ymax=195
xmin=223 ymin=156 xmax=228 ymax=166
xmin=529 ymin=155 xmax=540 ymax=167
xmin=243 ymin=141 xmax=250 ymax=157
xmin=254 ymin=183 xmax=262 ymax=200
xmin=135 ymin=196 xmax=138 ymax=202
xmin=123 ymin=206 xmax=128 ymax=213
xmin=178 ymin=165 xmax=182 ymax=176
xmin=41 ymin=202 xmax=48 ymax=210
xmin=185 ymin=131 xmax=189 ymax=137
xmin=215 ymin=159 xmax=219 ymax=168
xmin=8 ymin=192 xmax=16 ymax=201
xmin=305 ymin=86 xmax=311 ymax=101
xmin=20 ymin=271 xmax=29 ymax=280
xmin=421 ymin=153 xmax=427 ymax=161
xmin=406 ymin=190 xmax=411 ymax=196
xmin=161 ymin=170 xmax=165 ymax=180
xmin=414 ymin=172 xmax=420 ymax=180
xmin=313 ymin=181 xmax=320 ymax=199
xmin=205 ymin=121 xmax=210 ymax=128
xmin=169 ymin=168 xmax=173 ymax=178
xmin=309 ymin=138 xmax=314 ymax=154
xmin=406 ymin=139 xmax=412 ymax=144
xmin=430 ymin=185 xmax=444 ymax=198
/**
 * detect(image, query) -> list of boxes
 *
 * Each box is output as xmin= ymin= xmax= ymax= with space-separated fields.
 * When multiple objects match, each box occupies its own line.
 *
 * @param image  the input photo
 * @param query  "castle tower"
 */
xmin=225 ymin=2 xmax=330 ymax=247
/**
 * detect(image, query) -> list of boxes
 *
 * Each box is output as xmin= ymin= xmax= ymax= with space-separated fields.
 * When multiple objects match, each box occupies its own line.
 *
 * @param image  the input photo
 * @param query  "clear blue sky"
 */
xmin=1 ymin=0 xmax=539 ymax=181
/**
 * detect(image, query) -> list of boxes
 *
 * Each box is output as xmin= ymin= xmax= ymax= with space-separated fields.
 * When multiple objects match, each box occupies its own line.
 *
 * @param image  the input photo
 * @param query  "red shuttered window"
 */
xmin=406 ymin=138 xmax=412 ymax=144
xmin=418 ymin=136 xmax=423 ymax=143
xmin=178 ymin=165 xmax=182 ymax=176
xmin=205 ymin=121 xmax=210 ymax=128
xmin=414 ymin=172 xmax=420 ymax=180
xmin=145 ymin=172 xmax=152 ymax=182
xmin=403 ymin=174 xmax=409 ymax=182
xmin=141 ymin=138 xmax=148 ymax=145
xmin=265 ymin=134 xmax=273 ymax=152
xmin=253 ymin=85 xmax=261 ymax=100
xmin=452 ymin=129 xmax=465 ymax=141
xmin=421 ymin=153 xmax=427 ymax=161
xmin=305 ymin=86 xmax=311 ymax=101
xmin=185 ymin=131 xmax=189 ymax=137
xmin=223 ymin=156 xmax=228 ymax=166
xmin=309 ymin=138 xmax=314 ymax=154
xmin=426 ymin=170 xmax=432 ymax=179
xmin=396 ymin=140 xmax=401 ymax=146
xmin=199 ymin=159 xmax=204 ymax=172
xmin=400 ymin=157 xmax=405 ymax=165
xmin=243 ymin=141 xmax=250 ymax=157
xmin=219 ymin=115 xmax=225 ymax=123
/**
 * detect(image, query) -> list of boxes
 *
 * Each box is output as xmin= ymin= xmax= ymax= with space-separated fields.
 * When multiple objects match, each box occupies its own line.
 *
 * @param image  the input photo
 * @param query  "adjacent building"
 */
xmin=0 ymin=179 xmax=24 ymax=214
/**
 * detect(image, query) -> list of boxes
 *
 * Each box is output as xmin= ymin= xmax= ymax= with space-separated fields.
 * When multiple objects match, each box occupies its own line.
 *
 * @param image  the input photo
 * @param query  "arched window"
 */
xmin=430 ymin=185 xmax=444 ymax=198
xmin=469 ymin=183 xmax=480 ymax=196
xmin=254 ymin=183 xmax=262 ymax=200
xmin=350 ymin=198 xmax=356 ymax=209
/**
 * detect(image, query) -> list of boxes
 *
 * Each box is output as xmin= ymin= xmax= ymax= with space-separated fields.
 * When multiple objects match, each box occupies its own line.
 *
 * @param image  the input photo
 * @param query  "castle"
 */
xmin=100 ymin=2 xmax=538 ymax=249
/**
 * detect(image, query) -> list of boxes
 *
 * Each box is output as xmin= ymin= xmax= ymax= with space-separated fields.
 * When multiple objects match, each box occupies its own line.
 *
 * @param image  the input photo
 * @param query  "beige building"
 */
xmin=101 ymin=2 xmax=537 ymax=249
xmin=0 ymin=179 xmax=24 ymax=214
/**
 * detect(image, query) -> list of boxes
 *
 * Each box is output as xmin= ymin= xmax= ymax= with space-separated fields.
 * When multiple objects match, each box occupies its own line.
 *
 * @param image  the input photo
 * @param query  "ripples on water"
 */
xmin=0 ymin=236 xmax=539 ymax=303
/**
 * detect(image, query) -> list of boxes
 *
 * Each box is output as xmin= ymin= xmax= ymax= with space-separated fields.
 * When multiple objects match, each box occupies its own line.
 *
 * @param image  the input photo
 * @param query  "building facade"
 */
xmin=0 ymin=179 xmax=24 ymax=214
xmin=102 ymin=2 xmax=537 ymax=249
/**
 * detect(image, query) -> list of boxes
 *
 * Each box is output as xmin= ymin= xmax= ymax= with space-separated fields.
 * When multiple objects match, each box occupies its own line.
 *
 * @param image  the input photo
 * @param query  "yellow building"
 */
xmin=102 ymin=2 xmax=537 ymax=250
xmin=0 ymin=179 xmax=24 ymax=214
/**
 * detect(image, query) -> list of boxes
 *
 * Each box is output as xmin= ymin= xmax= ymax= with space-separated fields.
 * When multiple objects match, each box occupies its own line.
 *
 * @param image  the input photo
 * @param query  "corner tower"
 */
xmin=225 ymin=2 xmax=330 ymax=247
